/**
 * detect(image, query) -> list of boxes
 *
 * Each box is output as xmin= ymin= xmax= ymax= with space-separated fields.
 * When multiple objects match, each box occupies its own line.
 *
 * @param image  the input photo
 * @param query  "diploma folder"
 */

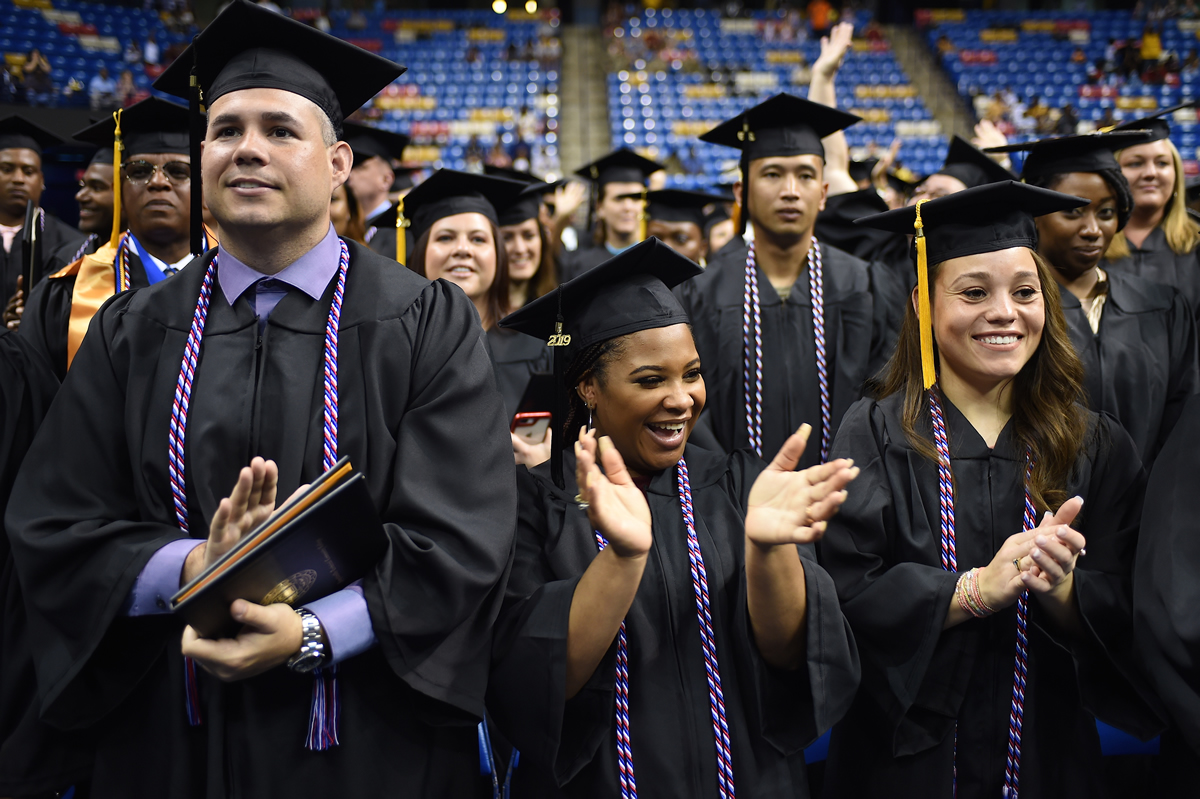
xmin=171 ymin=457 xmax=387 ymax=639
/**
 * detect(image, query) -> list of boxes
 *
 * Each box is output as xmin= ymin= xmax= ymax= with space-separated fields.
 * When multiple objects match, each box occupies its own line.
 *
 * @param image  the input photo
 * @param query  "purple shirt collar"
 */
xmin=217 ymin=224 xmax=341 ymax=307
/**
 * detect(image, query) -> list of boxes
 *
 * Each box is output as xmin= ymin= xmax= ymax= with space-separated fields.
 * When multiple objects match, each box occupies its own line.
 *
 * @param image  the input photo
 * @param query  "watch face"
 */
xmin=289 ymin=651 xmax=324 ymax=674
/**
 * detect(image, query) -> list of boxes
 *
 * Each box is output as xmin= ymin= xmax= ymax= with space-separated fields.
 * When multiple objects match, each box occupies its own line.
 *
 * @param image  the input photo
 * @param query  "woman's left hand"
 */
xmin=745 ymin=424 xmax=859 ymax=547
xmin=1018 ymin=496 xmax=1086 ymax=600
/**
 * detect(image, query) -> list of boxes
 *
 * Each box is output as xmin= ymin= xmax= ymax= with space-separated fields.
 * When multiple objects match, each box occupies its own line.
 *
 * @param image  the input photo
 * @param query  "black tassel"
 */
xmin=551 ymin=287 xmax=566 ymax=489
xmin=188 ymin=35 xmax=204 ymax=256
xmin=737 ymin=154 xmax=750 ymax=237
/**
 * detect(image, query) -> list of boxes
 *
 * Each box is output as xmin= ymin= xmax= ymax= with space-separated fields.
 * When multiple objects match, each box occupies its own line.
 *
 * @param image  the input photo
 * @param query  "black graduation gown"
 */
xmin=20 ymin=248 xmax=156 ymax=381
xmin=366 ymin=204 xmax=399 ymax=262
xmin=1133 ymin=392 xmax=1200 ymax=789
xmin=5 ymin=241 xmax=518 ymax=799
xmin=1 ymin=211 xmax=86 ymax=302
xmin=486 ymin=325 xmax=551 ymax=422
xmin=0 ymin=331 xmax=93 ymax=796
xmin=818 ymin=394 xmax=1162 ymax=799
xmin=488 ymin=446 xmax=860 ymax=798
xmin=558 ymin=245 xmax=611 ymax=283
xmin=677 ymin=240 xmax=876 ymax=468
xmin=1060 ymin=270 xmax=1199 ymax=468
xmin=1104 ymin=226 xmax=1200 ymax=322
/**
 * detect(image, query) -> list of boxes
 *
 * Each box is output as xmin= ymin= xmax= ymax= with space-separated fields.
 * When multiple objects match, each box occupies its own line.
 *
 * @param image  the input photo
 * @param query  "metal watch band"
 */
xmin=287 ymin=607 xmax=327 ymax=673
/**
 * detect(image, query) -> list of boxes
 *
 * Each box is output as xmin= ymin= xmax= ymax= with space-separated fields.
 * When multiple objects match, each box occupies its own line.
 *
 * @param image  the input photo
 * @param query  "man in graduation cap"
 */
xmin=614 ymin=187 xmax=728 ymax=266
xmin=20 ymin=97 xmax=212 ymax=381
xmin=6 ymin=2 xmax=516 ymax=796
xmin=678 ymin=93 xmax=881 ymax=471
xmin=342 ymin=120 xmax=410 ymax=260
xmin=558 ymin=148 xmax=663 ymax=282
xmin=0 ymin=115 xmax=87 ymax=329
xmin=910 ymin=134 xmax=1017 ymax=204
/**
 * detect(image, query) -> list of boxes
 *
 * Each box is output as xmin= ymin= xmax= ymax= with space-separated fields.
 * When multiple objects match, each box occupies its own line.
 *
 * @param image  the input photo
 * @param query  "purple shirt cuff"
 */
xmin=303 ymin=584 xmax=377 ymax=665
xmin=124 ymin=539 xmax=203 ymax=616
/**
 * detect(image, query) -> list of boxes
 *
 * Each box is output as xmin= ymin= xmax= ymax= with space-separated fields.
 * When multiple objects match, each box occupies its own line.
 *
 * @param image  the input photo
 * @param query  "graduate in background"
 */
xmin=6 ymin=3 xmax=517 ymax=796
xmin=1133 ymin=392 xmax=1200 ymax=790
xmin=616 ymin=188 xmax=727 ymax=265
xmin=678 ymin=94 xmax=879 ymax=470
xmin=69 ymin=147 xmax=117 ymax=261
xmin=497 ymin=178 xmax=562 ymax=311
xmin=20 ymin=97 xmax=213 ymax=381
xmin=0 ymin=332 xmax=90 ymax=798
xmin=343 ymin=120 xmax=410 ymax=261
xmin=989 ymin=131 xmax=1199 ymax=469
xmin=0 ymin=116 xmax=87 ymax=331
xmin=559 ymin=149 xmax=662 ymax=282
xmin=491 ymin=239 xmax=860 ymax=798
xmin=1105 ymin=103 xmax=1200 ymax=321
xmin=820 ymin=182 xmax=1162 ymax=798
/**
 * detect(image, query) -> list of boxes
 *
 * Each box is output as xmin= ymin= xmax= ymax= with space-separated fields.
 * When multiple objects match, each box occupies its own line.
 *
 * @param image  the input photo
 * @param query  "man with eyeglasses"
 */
xmin=0 ymin=115 xmax=87 ymax=331
xmin=21 ymin=98 xmax=210 ymax=380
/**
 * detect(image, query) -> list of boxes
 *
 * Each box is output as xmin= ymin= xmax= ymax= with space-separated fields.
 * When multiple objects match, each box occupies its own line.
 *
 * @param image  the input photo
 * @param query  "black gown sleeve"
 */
xmin=817 ymin=399 xmax=974 ymax=756
xmin=18 ymin=273 xmax=72 ymax=382
xmin=1151 ymin=290 xmax=1200 ymax=464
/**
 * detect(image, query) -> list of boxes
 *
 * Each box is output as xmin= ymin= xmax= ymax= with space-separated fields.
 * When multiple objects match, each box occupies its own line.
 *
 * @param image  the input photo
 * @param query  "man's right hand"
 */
xmin=181 ymin=457 xmax=279 ymax=586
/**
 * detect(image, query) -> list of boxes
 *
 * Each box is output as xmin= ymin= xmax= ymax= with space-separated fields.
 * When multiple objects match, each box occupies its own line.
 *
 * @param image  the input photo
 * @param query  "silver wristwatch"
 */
xmin=287 ymin=608 xmax=328 ymax=673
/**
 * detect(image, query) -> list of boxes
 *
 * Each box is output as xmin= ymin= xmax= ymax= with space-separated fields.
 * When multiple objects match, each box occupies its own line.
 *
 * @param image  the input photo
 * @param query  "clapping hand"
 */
xmin=1018 ymin=496 xmax=1086 ymax=599
xmin=744 ymin=424 xmax=859 ymax=547
xmin=575 ymin=428 xmax=652 ymax=559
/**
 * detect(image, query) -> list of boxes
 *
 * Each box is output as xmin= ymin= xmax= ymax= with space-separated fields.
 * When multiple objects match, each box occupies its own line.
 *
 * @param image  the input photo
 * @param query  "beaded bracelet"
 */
xmin=956 ymin=567 xmax=997 ymax=618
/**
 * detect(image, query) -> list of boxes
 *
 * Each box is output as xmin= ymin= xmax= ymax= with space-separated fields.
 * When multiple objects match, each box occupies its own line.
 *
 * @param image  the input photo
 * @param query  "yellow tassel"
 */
xmin=731 ymin=200 xmax=741 ymax=233
xmin=395 ymin=198 xmax=407 ymax=264
xmin=914 ymin=198 xmax=936 ymax=390
xmin=109 ymin=108 xmax=123 ymax=248
xmin=637 ymin=188 xmax=648 ymax=243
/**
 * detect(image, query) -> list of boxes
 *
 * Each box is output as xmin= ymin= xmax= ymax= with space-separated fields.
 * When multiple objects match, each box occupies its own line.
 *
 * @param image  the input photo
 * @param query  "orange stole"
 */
xmin=58 ymin=226 xmax=219 ymax=369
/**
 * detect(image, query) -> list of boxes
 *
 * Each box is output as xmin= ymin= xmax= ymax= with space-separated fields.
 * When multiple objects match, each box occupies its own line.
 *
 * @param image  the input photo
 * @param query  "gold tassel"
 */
xmin=636 ymin=188 xmax=648 ymax=243
xmin=730 ymin=200 xmax=741 ymax=234
xmin=914 ymin=198 xmax=935 ymax=389
xmin=109 ymin=108 xmax=123 ymax=248
xmin=395 ymin=198 xmax=407 ymax=264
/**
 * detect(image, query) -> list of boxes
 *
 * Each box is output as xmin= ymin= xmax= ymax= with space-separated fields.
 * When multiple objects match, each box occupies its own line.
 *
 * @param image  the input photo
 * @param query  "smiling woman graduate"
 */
xmin=488 ymin=238 xmax=861 ymax=798
xmin=817 ymin=182 xmax=1162 ymax=798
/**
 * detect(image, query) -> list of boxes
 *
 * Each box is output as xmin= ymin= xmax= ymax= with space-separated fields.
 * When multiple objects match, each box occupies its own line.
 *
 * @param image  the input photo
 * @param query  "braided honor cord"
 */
xmin=592 ymin=458 xmax=737 ymax=798
xmin=170 ymin=239 xmax=351 ymax=746
xmin=742 ymin=240 xmax=830 ymax=461
xmin=929 ymin=388 xmax=1034 ymax=797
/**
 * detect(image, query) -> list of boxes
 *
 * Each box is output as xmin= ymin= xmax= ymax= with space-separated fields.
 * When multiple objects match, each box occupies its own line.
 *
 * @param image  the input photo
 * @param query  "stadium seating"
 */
xmin=607 ymin=8 xmax=945 ymax=188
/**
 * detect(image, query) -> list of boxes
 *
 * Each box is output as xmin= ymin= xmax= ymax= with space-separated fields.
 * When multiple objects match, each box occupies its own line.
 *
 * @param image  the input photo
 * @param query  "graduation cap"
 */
xmin=849 ymin=158 xmax=878 ymax=184
xmin=154 ymin=0 xmax=405 ymax=254
xmin=936 ymin=135 xmax=1016 ymax=189
xmin=343 ymin=121 xmax=410 ymax=167
xmin=574 ymin=149 xmax=663 ymax=186
xmin=0 ymin=115 xmax=62 ymax=156
xmin=700 ymin=94 xmax=860 ymax=233
xmin=74 ymin=98 xmax=193 ymax=250
xmin=617 ymin=188 xmax=729 ymax=230
xmin=855 ymin=180 xmax=1089 ymax=389
xmin=400 ymin=169 xmax=526 ymax=262
xmin=497 ymin=180 xmax=555 ymax=227
xmin=985 ymin=131 xmax=1153 ymax=181
xmin=885 ymin=167 xmax=920 ymax=196
xmin=498 ymin=237 xmax=702 ymax=487
xmin=1109 ymin=99 xmax=1200 ymax=143
xmin=391 ymin=165 xmax=421 ymax=193
xmin=73 ymin=97 xmax=190 ymax=158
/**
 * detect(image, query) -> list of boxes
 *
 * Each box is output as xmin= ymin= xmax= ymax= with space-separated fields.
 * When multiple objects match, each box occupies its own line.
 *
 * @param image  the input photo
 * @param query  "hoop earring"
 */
xmin=587 ymin=403 xmax=594 ymax=431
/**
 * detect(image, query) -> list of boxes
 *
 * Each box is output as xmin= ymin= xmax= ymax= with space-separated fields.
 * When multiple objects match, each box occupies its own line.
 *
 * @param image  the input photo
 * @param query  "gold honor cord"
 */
xmin=395 ymin=198 xmax=407 ymax=264
xmin=914 ymin=198 xmax=936 ymax=389
xmin=109 ymin=108 xmax=124 ymax=248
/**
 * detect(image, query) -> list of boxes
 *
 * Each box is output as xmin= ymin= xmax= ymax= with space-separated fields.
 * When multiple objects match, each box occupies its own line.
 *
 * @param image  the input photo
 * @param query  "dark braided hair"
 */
xmin=562 ymin=336 xmax=629 ymax=440
xmin=1027 ymin=167 xmax=1135 ymax=231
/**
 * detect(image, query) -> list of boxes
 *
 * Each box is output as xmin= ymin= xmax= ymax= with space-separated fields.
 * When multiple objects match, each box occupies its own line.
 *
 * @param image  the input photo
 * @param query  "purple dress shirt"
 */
xmin=124 ymin=225 xmax=376 ymax=664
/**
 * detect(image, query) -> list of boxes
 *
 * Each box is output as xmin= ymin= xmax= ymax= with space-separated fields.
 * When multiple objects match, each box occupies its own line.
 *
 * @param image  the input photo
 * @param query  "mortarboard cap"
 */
xmin=574 ymin=148 xmax=663 ymax=186
xmin=1110 ymin=99 xmax=1200 ymax=144
xmin=0 ymin=115 xmax=62 ymax=156
xmin=849 ymin=158 xmax=878 ymax=183
xmin=73 ymin=97 xmax=190 ymax=158
xmin=391 ymin=165 xmax=421 ymax=193
xmin=154 ymin=0 xmax=404 ymax=136
xmin=937 ymin=134 xmax=1016 ymax=189
xmin=986 ymin=131 xmax=1153 ymax=181
xmin=699 ymin=93 xmax=861 ymax=162
xmin=886 ymin=167 xmax=921 ymax=195
xmin=485 ymin=164 xmax=542 ymax=183
xmin=343 ymin=121 xmax=410 ymax=166
xmin=499 ymin=237 xmax=702 ymax=487
xmin=497 ymin=180 xmax=556 ymax=227
xmin=856 ymin=180 xmax=1089 ymax=388
xmin=617 ymin=188 xmax=728 ymax=230
xmin=402 ymin=168 xmax=527 ymax=243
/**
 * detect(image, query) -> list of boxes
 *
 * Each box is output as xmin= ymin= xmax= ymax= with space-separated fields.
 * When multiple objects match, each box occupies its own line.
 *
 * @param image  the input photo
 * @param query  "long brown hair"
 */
xmin=337 ymin=182 xmax=368 ymax=245
xmin=516 ymin=220 xmax=559 ymax=305
xmin=406 ymin=218 xmax=511 ymax=329
xmin=870 ymin=249 xmax=1087 ymax=513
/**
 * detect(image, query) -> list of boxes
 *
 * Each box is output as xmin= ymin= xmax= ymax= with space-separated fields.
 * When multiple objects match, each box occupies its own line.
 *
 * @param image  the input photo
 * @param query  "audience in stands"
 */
xmin=22 ymin=50 xmax=53 ymax=107
xmin=88 ymin=67 xmax=118 ymax=111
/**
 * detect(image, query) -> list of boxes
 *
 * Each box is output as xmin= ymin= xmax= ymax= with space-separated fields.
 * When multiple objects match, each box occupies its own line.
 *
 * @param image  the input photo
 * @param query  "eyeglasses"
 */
xmin=122 ymin=160 xmax=191 ymax=186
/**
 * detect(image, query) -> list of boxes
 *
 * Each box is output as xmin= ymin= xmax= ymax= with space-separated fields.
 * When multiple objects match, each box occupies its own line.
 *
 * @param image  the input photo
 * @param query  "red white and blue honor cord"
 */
xmin=742 ymin=240 xmax=830 ymax=461
xmin=171 ymin=239 xmax=350 ymax=750
xmin=592 ymin=458 xmax=736 ymax=798
xmin=929 ymin=387 xmax=1032 ymax=797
